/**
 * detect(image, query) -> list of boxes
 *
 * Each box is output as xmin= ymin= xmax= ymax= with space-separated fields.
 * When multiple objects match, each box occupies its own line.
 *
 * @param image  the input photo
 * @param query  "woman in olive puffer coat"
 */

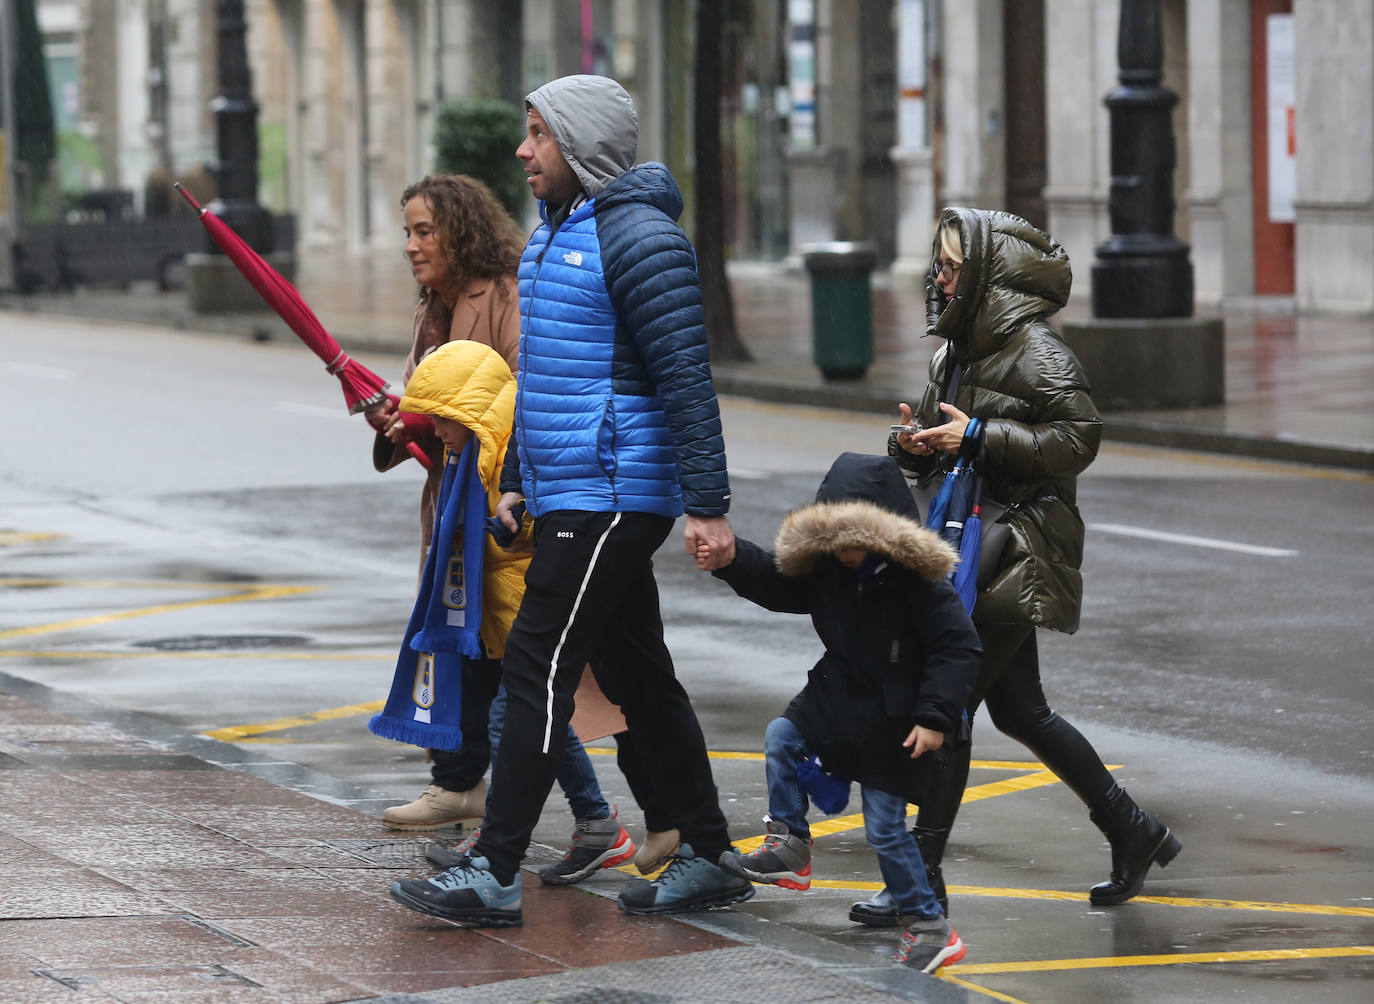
xmin=859 ymin=207 xmax=1180 ymax=922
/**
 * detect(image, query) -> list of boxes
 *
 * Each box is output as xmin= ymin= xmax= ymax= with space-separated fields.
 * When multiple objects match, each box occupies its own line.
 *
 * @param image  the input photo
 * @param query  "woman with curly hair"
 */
xmin=370 ymin=178 xmax=634 ymax=886
xmin=370 ymin=173 xmax=524 ymax=521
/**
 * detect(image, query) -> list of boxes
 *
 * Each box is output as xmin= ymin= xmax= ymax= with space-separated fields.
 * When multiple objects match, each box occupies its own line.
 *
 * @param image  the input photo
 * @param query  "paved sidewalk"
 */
xmin=0 ymin=670 xmax=973 ymax=1003
xmin=2 ymin=251 xmax=1371 ymax=470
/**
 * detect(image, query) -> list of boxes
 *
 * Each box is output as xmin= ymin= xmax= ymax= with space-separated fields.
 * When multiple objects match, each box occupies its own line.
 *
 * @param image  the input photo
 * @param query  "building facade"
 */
xmin=13 ymin=0 xmax=1374 ymax=315
xmin=821 ymin=0 xmax=1372 ymax=314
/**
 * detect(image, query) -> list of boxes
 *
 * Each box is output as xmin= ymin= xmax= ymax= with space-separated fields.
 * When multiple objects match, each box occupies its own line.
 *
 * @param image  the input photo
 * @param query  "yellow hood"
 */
xmin=399 ymin=341 xmax=515 ymax=489
xmin=398 ymin=340 xmax=525 ymax=658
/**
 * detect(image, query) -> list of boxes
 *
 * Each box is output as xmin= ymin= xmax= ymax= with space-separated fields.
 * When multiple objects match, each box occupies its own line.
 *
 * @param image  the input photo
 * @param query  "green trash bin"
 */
xmin=801 ymin=241 xmax=878 ymax=380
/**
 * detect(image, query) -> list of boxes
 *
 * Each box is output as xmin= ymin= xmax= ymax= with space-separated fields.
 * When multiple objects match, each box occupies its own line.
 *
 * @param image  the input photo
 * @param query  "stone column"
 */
xmin=937 ymin=0 xmax=1003 ymax=210
xmin=1043 ymin=0 xmax=1114 ymax=277
xmin=1293 ymin=1 xmax=1373 ymax=314
xmin=891 ymin=0 xmax=936 ymax=276
xmin=1183 ymin=0 xmax=1252 ymax=308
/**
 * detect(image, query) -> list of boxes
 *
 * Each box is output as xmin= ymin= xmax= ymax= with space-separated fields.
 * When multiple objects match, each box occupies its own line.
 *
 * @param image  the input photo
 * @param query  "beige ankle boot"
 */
xmin=633 ymin=827 xmax=681 ymax=875
xmin=382 ymin=781 xmax=486 ymax=831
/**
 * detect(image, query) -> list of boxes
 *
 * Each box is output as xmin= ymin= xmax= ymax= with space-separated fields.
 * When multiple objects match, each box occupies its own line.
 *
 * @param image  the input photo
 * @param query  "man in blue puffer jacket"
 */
xmin=388 ymin=74 xmax=751 ymax=928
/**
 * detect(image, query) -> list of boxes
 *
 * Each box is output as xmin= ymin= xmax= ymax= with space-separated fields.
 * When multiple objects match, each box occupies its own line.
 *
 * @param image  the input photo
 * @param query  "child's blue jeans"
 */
xmin=764 ymin=715 xmax=943 ymax=919
xmin=489 ymin=684 xmax=611 ymax=821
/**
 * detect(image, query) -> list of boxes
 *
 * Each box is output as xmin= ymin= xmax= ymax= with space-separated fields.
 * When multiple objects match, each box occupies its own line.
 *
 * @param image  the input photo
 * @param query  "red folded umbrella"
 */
xmin=174 ymin=182 xmax=431 ymax=470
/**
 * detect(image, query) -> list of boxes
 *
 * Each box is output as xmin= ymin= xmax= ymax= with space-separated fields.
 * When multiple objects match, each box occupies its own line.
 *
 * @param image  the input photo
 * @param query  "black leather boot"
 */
xmin=912 ymin=825 xmax=949 ymax=917
xmin=848 ymin=886 xmax=899 ymax=927
xmin=1088 ymin=784 xmax=1181 ymax=905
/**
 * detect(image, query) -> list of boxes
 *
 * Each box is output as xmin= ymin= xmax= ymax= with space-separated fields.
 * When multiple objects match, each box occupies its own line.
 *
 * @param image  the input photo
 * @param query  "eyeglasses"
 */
xmin=938 ymin=260 xmax=961 ymax=282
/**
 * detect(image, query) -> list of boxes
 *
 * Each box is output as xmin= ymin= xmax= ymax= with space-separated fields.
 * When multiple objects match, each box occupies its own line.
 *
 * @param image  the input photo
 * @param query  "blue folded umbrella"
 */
xmin=950 ymin=474 xmax=985 ymax=613
xmin=924 ymin=418 xmax=985 ymax=613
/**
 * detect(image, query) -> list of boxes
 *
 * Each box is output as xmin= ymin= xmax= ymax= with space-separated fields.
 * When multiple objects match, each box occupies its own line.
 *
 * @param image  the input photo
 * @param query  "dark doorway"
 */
xmin=1003 ymin=0 xmax=1046 ymax=229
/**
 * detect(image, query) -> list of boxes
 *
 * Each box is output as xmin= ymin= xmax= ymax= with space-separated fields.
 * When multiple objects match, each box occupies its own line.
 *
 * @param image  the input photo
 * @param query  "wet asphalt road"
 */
xmin=4 ymin=312 xmax=1374 ymax=1002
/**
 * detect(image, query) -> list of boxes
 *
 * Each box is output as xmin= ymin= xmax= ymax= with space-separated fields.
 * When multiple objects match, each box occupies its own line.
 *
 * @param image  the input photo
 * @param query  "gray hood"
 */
xmin=525 ymin=74 xmax=638 ymax=198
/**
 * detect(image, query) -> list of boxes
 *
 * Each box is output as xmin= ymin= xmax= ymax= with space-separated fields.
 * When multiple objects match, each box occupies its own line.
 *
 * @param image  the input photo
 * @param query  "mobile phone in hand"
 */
xmin=890 ymin=423 xmax=922 ymax=436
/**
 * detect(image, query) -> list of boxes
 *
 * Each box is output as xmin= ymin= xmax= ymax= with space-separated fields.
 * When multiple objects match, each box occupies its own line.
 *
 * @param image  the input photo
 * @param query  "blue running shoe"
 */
xmin=616 ymin=843 xmax=755 ymax=916
xmin=389 ymin=854 xmax=522 ymax=927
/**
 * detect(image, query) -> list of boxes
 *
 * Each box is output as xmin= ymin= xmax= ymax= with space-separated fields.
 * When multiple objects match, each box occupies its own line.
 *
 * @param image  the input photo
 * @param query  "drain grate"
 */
xmin=36 ymin=965 xmax=262 ymax=992
xmin=320 ymin=837 xmax=437 ymax=865
xmin=133 ymin=634 xmax=311 ymax=651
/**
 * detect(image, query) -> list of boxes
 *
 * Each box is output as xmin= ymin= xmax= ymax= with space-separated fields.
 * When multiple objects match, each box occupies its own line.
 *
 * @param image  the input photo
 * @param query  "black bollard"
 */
xmin=1090 ymin=0 xmax=1193 ymax=319
xmin=205 ymin=0 xmax=273 ymax=254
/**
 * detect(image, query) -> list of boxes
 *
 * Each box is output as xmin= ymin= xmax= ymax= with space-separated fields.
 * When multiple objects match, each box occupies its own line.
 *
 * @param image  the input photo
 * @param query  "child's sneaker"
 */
xmin=388 ymin=853 xmax=522 ymax=927
xmin=893 ymin=915 xmax=965 ymax=973
xmin=616 ymin=843 xmax=755 ymax=915
xmin=424 ymin=825 xmax=481 ymax=870
xmin=717 ymin=819 xmax=812 ymax=890
xmin=538 ymin=811 xmax=636 ymax=886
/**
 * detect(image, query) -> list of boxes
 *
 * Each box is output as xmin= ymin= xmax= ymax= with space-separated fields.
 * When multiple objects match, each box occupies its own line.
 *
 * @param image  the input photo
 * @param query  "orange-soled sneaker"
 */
xmin=538 ymin=810 xmax=636 ymax=886
xmin=716 ymin=818 xmax=812 ymax=891
xmin=893 ymin=915 xmax=965 ymax=974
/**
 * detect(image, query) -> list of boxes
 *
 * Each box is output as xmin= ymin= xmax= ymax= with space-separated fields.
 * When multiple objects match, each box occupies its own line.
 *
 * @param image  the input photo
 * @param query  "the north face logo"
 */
xmin=562 ymin=251 xmax=583 ymax=266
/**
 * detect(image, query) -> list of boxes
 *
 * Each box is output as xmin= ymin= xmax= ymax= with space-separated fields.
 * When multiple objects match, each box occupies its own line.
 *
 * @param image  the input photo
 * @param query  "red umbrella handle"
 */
xmin=405 ymin=441 xmax=433 ymax=469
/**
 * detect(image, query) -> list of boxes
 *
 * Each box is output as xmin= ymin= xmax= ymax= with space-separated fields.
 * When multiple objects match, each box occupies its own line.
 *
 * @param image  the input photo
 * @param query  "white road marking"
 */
xmin=275 ymin=401 xmax=353 ymax=420
xmin=3 ymin=361 xmax=74 ymax=380
xmin=1090 ymin=522 xmax=1299 ymax=557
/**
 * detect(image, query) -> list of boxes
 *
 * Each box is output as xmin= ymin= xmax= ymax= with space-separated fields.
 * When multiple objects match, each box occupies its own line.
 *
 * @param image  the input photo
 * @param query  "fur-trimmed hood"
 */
xmin=775 ymin=499 xmax=956 ymax=580
xmin=774 ymin=453 xmax=956 ymax=580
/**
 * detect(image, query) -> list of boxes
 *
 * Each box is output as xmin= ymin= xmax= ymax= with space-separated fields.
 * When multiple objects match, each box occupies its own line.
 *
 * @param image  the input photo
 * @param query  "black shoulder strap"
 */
xmin=940 ymin=352 xmax=962 ymax=408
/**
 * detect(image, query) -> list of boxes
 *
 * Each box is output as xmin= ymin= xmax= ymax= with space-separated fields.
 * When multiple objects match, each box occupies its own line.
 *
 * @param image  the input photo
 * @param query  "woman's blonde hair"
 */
xmin=938 ymin=223 xmax=963 ymax=266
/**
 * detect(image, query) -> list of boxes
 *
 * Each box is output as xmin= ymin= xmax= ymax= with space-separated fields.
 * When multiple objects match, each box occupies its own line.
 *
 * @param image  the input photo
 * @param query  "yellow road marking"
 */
xmin=0 ymin=584 xmax=317 ymax=641
xmin=202 ymin=700 xmax=386 ymax=741
xmin=0 ymin=533 xmax=64 ymax=546
xmin=937 ymin=974 xmax=1029 ymax=1003
xmin=947 ymin=944 xmax=1374 ymax=976
xmin=779 ymin=879 xmax=1374 ymax=919
xmin=1 ymin=577 xmax=287 ymax=589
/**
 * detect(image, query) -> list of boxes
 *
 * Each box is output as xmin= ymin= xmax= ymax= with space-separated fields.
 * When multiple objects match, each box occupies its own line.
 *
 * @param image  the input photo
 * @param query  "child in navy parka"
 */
xmin=709 ymin=452 xmax=982 ymax=973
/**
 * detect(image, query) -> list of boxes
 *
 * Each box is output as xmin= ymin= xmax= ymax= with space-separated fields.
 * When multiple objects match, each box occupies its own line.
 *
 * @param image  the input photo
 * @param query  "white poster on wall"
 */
xmin=788 ymin=0 xmax=816 ymax=151
xmin=1266 ymin=14 xmax=1296 ymax=224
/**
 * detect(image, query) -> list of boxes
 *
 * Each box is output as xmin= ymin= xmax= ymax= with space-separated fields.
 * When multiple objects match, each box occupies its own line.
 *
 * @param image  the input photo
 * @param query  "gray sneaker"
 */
xmin=389 ymin=853 xmax=522 ymax=928
xmin=717 ymin=818 xmax=812 ymax=890
xmin=538 ymin=812 xmax=636 ymax=886
xmin=893 ymin=915 xmax=965 ymax=973
xmin=425 ymin=825 xmax=481 ymax=870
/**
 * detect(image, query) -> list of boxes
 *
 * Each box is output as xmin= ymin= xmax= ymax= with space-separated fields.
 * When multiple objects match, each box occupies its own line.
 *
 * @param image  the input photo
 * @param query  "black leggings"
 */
xmin=917 ymin=624 xmax=1116 ymax=832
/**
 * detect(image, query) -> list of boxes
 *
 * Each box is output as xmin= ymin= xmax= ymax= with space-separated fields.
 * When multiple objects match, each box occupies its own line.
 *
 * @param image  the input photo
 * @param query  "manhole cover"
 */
xmin=133 ymin=634 xmax=311 ymax=651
